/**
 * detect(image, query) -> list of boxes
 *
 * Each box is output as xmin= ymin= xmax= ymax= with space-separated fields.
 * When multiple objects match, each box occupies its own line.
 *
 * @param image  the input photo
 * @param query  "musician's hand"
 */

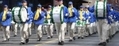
xmin=82 ymin=18 xmax=86 ymax=21
xmin=27 ymin=17 xmax=29 ymax=20
xmin=89 ymin=16 xmax=91 ymax=19
xmin=72 ymin=9 xmax=74 ymax=12
xmin=76 ymin=18 xmax=78 ymax=20
xmin=65 ymin=13 xmax=68 ymax=16
xmin=30 ymin=19 xmax=32 ymax=22
xmin=44 ymin=16 xmax=47 ymax=18
xmin=27 ymin=13 xmax=29 ymax=15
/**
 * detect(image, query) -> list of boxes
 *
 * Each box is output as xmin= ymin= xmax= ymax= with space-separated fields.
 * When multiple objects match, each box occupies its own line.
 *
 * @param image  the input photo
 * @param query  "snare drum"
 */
xmin=44 ymin=19 xmax=51 ymax=25
xmin=76 ymin=20 xmax=86 ymax=27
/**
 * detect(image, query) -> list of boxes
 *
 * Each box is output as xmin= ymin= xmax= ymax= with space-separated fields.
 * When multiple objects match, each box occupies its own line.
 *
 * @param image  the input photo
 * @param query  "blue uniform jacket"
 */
xmin=116 ymin=12 xmax=119 ymax=21
xmin=26 ymin=7 xmax=33 ymax=24
xmin=0 ymin=11 xmax=12 ymax=26
xmin=107 ymin=12 xmax=113 ymax=24
xmin=62 ymin=6 xmax=69 ymax=23
xmin=88 ymin=4 xmax=111 ymax=21
xmin=67 ymin=7 xmax=78 ymax=23
xmin=114 ymin=10 xmax=119 ymax=22
xmin=33 ymin=11 xmax=45 ymax=25
xmin=77 ymin=11 xmax=87 ymax=21
xmin=88 ymin=13 xmax=96 ymax=23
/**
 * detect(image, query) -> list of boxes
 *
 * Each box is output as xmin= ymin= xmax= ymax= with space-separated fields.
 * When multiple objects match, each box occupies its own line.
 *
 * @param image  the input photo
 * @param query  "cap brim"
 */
xmin=56 ymin=0 xmax=62 ymax=1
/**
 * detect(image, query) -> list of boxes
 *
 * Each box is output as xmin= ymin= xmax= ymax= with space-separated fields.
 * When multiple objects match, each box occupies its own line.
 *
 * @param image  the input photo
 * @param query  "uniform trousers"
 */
xmin=20 ymin=23 xmax=29 ymax=42
xmin=2 ymin=26 xmax=10 ymax=41
xmin=55 ymin=23 xmax=66 ymax=42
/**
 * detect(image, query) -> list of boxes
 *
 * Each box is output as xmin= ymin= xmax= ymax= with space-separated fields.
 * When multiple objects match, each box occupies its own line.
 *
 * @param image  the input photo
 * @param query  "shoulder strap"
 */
xmin=50 ymin=7 xmax=54 ymax=23
xmin=12 ymin=7 xmax=17 ymax=23
xmin=60 ymin=7 xmax=64 ymax=23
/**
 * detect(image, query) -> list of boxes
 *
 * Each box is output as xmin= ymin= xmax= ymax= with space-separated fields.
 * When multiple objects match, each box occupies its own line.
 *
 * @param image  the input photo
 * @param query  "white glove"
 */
xmin=27 ymin=13 xmax=29 ymax=15
xmin=72 ymin=9 xmax=74 ymax=12
xmin=89 ymin=16 xmax=91 ymax=19
xmin=65 ymin=13 xmax=68 ymax=16
xmin=11 ymin=21 xmax=15 ymax=24
xmin=27 ymin=17 xmax=29 ymax=20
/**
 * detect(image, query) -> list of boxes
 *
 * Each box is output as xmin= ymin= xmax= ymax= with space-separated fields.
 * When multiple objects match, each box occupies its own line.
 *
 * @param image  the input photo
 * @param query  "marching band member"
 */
xmin=108 ymin=6 xmax=118 ymax=39
xmin=77 ymin=6 xmax=86 ymax=39
xmin=20 ymin=0 xmax=33 ymax=44
xmin=83 ymin=7 xmax=90 ymax=37
xmin=113 ymin=10 xmax=119 ymax=36
xmin=11 ymin=21 xmax=18 ymax=37
xmin=0 ymin=5 xmax=12 ymax=42
xmin=42 ymin=7 xmax=48 ymax=35
xmin=67 ymin=1 xmax=78 ymax=41
xmin=25 ymin=4 xmax=34 ymax=37
xmin=50 ymin=0 xmax=68 ymax=45
xmin=88 ymin=0 xmax=111 ymax=46
xmin=33 ymin=4 xmax=45 ymax=41
xmin=84 ymin=7 xmax=96 ymax=36
xmin=10 ymin=8 xmax=18 ymax=37
xmin=44 ymin=5 xmax=54 ymax=39
xmin=13 ymin=23 xmax=18 ymax=37
xmin=107 ymin=7 xmax=114 ymax=41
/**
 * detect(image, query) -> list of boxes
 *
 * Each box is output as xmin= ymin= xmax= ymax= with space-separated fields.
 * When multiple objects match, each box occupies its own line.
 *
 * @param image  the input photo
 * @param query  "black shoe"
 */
xmin=14 ymin=35 xmax=17 ymax=37
xmin=7 ymin=39 xmax=9 ymax=41
xmin=81 ymin=37 xmax=84 ymax=39
xmin=58 ymin=42 xmax=61 ymax=45
xmin=51 ymin=36 xmax=53 ymax=38
xmin=20 ymin=42 xmax=25 ymax=45
xmin=112 ymin=35 xmax=114 ymax=37
xmin=109 ymin=36 xmax=112 ymax=39
xmin=77 ymin=37 xmax=80 ymax=39
xmin=69 ymin=39 xmax=73 ymax=42
xmin=47 ymin=37 xmax=51 ymax=39
xmin=25 ymin=39 xmax=29 ymax=43
xmin=60 ymin=41 xmax=64 ymax=45
xmin=29 ymin=35 xmax=31 ymax=37
xmin=102 ymin=42 xmax=106 ymax=46
xmin=106 ymin=39 xmax=109 ymax=43
xmin=89 ymin=34 xmax=91 ymax=36
xmin=93 ymin=32 xmax=97 ymax=34
xmin=75 ymin=32 xmax=77 ymax=34
xmin=2 ymin=39 xmax=9 ymax=42
xmin=37 ymin=38 xmax=42 ymax=41
xmin=85 ymin=36 xmax=88 ymax=37
xmin=98 ymin=42 xmax=103 ymax=45
xmin=65 ymin=33 xmax=67 ymax=35
xmin=73 ymin=37 xmax=76 ymax=40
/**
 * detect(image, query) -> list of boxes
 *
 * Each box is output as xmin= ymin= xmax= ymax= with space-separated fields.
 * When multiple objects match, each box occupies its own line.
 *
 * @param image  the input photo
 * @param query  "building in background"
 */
xmin=84 ymin=0 xmax=119 ymax=11
xmin=1 ymin=0 xmax=119 ymax=12
xmin=108 ymin=0 xmax=119 ymax=11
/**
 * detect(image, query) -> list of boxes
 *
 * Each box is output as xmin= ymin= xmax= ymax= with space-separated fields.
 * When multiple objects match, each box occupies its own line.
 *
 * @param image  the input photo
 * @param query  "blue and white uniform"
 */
xmin=50 ymin=4 xmax=68 ymax=45
xmin=67 ymin=1 xmax=78 ymax=41
xmin=88 ymin=0 xmax=112 ymax=44
xmin=0 ymin=5 xmax=12 ymax=41
xmin=33 ymin=4 xmax=45 ymax=41
xmin=76 ymin=6 xmax=87 ymax=39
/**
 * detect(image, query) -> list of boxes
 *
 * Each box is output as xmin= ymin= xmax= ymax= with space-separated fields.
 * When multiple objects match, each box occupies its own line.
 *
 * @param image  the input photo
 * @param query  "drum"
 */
xmin=95 ymin=0 xmax=107 ymax=18
xmin=44 ymin=19 xmax=51 ymax=25
xmin=76 ymin=20 xmax=86 ymax=27
xmin=12 ymin=7 xmax=27 ymax=23
xmin=86 ymin=19 xmax=90 ymax=25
